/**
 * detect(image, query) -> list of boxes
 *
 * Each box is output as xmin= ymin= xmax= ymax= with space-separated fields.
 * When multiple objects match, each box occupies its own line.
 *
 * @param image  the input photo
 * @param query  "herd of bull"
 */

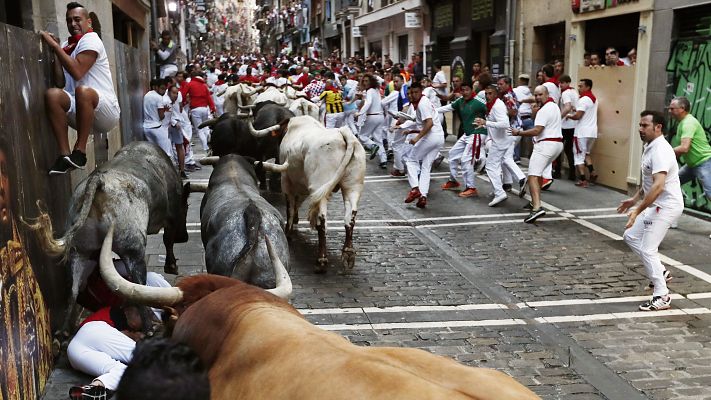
xmin=21 ymin=83 xmax=540 ymax=399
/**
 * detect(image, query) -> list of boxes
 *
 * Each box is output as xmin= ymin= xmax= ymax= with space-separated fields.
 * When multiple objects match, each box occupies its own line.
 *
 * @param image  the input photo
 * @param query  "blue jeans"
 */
xmin=679 ymin=157 xmax=711 ymax=198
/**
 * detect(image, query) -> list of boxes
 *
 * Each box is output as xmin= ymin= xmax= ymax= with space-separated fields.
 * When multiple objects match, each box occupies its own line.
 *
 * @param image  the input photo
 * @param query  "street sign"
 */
xmin=352 ymin=26 xmax=363 ymax=37
xmin=405 ymin=12 xmax=422 ymax=28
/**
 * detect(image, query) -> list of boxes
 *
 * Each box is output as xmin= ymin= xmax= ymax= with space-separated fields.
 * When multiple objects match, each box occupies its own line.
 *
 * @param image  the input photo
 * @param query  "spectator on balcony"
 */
xmin=623 ymin=48 xmax=637 ymax=66
xmin=583 ymin=52 xmax=591 ymax=67
xmin=589 ymin=52 xmax=602 ymax=66
xmin=42 ymin=2 xmax=120 ymax=175
xmin=605 ymin=47 xmax=627 ymax=66
xmin=151 ymin=30 xmax=179 ymax=79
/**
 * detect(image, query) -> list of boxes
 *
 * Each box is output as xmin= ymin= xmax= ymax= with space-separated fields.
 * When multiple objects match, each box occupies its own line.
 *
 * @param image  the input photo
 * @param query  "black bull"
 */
xmin=196 ymin=155 xmax=289 ymax=288
xmin=199 ymin=102 xmax=294 ymax=188
xmin=22 ymin=142 xmax=189 ymax=336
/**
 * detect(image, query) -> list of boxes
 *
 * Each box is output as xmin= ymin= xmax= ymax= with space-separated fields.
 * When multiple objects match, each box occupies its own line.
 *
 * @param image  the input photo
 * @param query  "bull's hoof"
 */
xmin=314 ymin=257 xmax=328 ymax=274
xmin=164 ymin=263 xmax=178 ymax=275
xmin=341 ymin=247 xmax=356 ymax=271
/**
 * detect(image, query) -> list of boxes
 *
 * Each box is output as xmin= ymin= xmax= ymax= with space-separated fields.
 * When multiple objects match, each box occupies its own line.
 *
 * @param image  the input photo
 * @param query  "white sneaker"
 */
xmin=488 ymin=194 xmax=508 ymax=207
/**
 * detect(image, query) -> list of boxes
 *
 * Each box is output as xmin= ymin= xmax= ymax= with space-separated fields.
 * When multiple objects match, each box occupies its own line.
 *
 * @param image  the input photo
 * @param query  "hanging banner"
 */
xmin=352 ymin=26 xmax=364 ymax=37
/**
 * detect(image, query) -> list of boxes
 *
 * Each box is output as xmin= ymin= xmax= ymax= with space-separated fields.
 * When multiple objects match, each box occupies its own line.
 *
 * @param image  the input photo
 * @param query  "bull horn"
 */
xmin=187 ymin=182 xmax=208 ymax=193
xmin=198 ymin=118 xmax=220 ymax=129
xmin=241 ymin=84 xmax=256 ymax=95
xmin=264 ymin=236 xmax=292 ymax=299
xmin=236 ymin=112 xmax=251 ymax=119
xmin=248 ymin=122 xmax=281 ymax=138
xmin=200 ymin=156 xmax=220 ymax=165
xmin=99 ymin=224 xmax=184 ymax=306
xmin=238 ymin=105 xmax=256 ymax=110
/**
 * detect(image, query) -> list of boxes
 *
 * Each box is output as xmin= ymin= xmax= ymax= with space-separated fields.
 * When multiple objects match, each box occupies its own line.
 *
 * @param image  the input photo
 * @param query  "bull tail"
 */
xmin=234 ymin=202 xmax=263 ymax=271
xmin=306 ymin=127 xmax=356 ymax=227
xmin=21 ymin=174 xmax=103 ymax=259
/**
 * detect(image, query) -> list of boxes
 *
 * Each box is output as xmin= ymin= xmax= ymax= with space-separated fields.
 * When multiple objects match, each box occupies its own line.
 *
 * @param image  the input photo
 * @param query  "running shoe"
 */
xmin=416 ymin=196 xmax=427 ymax=209
xmin=646 ymin=270 xmax=672 ymax=290
xmin=404 ymin=187 xmax=422 ymax=203
xmin=432 ymin=154 xmax=445 ymax=169
xmin=459 ymin=188 xmax=479 ymax=198
xmin=64 ymin=150 xmax=87 ymax=169
xmin=639 ymin=295 xmax=671 ymax=311
xmin=69 ymin=384 xmax=113 ymax=400
xmin=503 ymin=183 xmax=512 ymax=192
xmin=49 ymin=156 xmax=74 ymax=175
xmin=524 ymin=208 xmax=546 ymax=223
xmin=441 ymin=180 xmax=461 ymax=190
xmin=369 ymin=145 xmax=380 ymax=160
xmin=391 ymin=169 xmax=406 ymax=177
xmin=379 ymin=162 xmax=388 ymax=169
xmin=488 ymin=194 xmax=507 ymax=207
xmin=518 ymin=177 xmax=528 ymax=198
xmin=541 ymin=178 xmax=553 ymax=191
xmin=575 ymin=180 xmax=589 ymax=188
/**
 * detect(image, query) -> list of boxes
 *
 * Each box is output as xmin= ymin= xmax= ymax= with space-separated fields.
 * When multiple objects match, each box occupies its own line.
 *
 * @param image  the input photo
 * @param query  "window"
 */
xmin=112 ymin=5 xmax=144 ymax=48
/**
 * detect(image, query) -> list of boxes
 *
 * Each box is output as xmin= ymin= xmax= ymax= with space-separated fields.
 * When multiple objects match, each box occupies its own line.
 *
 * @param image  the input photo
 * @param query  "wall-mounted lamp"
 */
xmin=168 ymin=1 xmax=178 ymax=12
xmin=569 ymin=34 xmax=577 ymax=41
xmin=638 ymin=25 xmax=647 ymax=34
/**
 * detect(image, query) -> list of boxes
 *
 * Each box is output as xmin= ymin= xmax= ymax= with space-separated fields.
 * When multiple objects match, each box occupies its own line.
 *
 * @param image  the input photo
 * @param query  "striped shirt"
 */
xmin=319 ymin=90 xmax=344 ymax=114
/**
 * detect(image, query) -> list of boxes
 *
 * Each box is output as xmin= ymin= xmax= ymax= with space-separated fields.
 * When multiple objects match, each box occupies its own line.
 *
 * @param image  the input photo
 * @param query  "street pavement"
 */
xmin=42 ymin=137 xmax=711 ymax=399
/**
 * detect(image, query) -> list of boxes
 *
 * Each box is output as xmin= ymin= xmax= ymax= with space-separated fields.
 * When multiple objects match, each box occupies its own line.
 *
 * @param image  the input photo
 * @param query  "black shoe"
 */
xmin=49 ymin=156 xmax=75 ymax=175
xmin=522 ymin=201 xmax=533 ymax=210
xmin=192 ymin=161 xmax=203 ymax=170
xmin=518 ymin=177 xmax=527 ymax=198
xmin=639 ymin=295 xmax=671 ymax=311
xmin=379 ymin=162 xmax=387 ymax=169
xmin=524 ymin=208 xmax=546 ymax=223
xmin=383 ymin=138 xmax=389 ymax=152
xmin=184 ymin=164 xmax=196 ymax=172
xmin=432 ymin=155 xmax=445 ymax=169
xmin=180 ymin=171 xmax=189 ymax=179
xmin=64 ymin=150 xmax=87 ymax=169
xmin=69 ymin=384 xmax=113 ymax=399
xmin=503 ymin=183 xmax=512 ymax=192
xmin=387 ymin=149 xmax=394 ymax=161
xmin=369 ymin=145 xmax=380 ymax=160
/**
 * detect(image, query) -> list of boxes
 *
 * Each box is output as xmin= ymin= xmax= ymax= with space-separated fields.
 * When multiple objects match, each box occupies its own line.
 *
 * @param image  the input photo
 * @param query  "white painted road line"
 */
xmin=687 ymin=292 xmax=711 ymax=300
xmin=566 ymin=207 xmax=620 ymax=213
xmin=299 ymin=303 xmax=508 ymax=315
xmin=419 ymin=217 xmax=568 ymax=229
xmin=535 ymin=307 xmax=711 ymax=324
xmin=578 ymin=214 xmax=627 ymax=220
xmin=675 ymin=265 xmax=711 ymax=284
xmin=317 ymin=318 xmax=526 ymax=331
xmin=517 ymin=294 xmax=686 ymax=309
xmin=569 ymin=218 xmax=624 ymax=240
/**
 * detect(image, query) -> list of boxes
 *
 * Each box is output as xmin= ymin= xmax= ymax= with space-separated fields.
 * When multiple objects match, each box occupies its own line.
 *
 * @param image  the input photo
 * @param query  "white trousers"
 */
xmin=190 ymin=106 xmax=211 ymax=151
xmin=574 ymin=137 xmax=596 ymax=166
xmin=343 ymin=109 xmax=359 ymax=136
xmin=448 ymin=134 xmax=482 ymax=189
xmin=528 ymin=141 xmax=564 ymax=177
xmin=181 ymin=116 xmax=196 ymax=165
xmin=67 ymin=321 xmax=133 ymax=390
xmin=623 ymin=206 xmax=682 ymax=297
xmin=144 ymin=126 xmax=173 ymax=158
xmin=405 ymin=133 xmax=445 ymax=196
xmin=358 ymin=114 xmax=387 ymax=163
xmin=487 ymin=141 xmax=525 ymax=197
xmin=391 ymin=129 xmax=411 ymax=171
xmin=66 ymin=272 xmax=170 ymax=390
xmin=325 ymin=112 xmax=346 ymax=128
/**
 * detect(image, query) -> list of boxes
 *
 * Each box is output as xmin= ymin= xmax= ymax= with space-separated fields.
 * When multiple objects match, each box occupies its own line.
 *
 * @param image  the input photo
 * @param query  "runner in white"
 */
xmin=618 ymin=111 xmax=683 ymax=311
xmin=567 ymin=78 xmax=599 ymax=187
xmin=511 ymin=85 xmax=564 ymax=223
xmin=401 ymin=82 xmax=445 ymax=209
xmin=355 ymin=74 xmax=387 ymax=168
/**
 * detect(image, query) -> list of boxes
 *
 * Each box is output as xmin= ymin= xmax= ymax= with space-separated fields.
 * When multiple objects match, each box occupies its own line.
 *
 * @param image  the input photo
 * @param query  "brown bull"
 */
xmin=98 ymin=227 xmax=540 ymax=400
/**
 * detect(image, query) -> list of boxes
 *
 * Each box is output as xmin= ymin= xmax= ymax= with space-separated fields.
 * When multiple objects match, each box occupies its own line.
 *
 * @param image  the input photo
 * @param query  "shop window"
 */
xmin=398 ymin=34 xmax=408 ymax=64
xmin=533 ymin=22 xmax=565 ymax=67
xmin=676 ymin=4 xmax=711 ymax=39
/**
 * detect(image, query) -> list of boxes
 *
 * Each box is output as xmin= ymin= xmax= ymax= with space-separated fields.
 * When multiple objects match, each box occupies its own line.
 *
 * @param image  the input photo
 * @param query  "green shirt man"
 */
xmin=674 ymin=113 xmax=711 ymax=167
xmin=437 ymin=94 xmax=487 ymax=136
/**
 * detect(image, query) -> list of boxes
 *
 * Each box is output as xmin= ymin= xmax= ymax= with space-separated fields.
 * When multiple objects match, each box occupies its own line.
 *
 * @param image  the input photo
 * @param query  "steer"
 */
xmin=196 ymin=155 xmax=288 ymax=288
xmin=260 ymin=116 xmax=365 ymax=273
xmin=21 ymin=141 xmax=189 ymax=337
xmin=98 ymin=228 xmax=540 ymax=400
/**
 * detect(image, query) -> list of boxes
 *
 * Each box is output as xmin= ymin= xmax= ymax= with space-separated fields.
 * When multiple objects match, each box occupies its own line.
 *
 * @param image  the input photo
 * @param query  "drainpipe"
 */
xmin=509 ymin=0 xmax=517 ymax=76
xmin=150 ymin=0 xmax=159 ymax=76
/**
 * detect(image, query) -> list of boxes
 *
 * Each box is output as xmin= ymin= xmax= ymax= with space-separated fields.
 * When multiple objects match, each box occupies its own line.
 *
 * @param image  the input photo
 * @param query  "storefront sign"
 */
xmin=574 ymin=0 xmax=638 ymax=13
xmin=352 ymin=26 xmax=363 ymax=37
xmin=405 ymin=12 xmax=422 ymax=28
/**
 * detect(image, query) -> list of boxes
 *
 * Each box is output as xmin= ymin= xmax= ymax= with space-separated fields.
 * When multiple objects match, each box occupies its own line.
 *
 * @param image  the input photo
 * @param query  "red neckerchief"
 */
xmin=325 ymin=84 xmax=339 ymax=93
xmin=486 ymin=98 xmax=497 ymax=114
xmin=546 ymin=77 xmax=558 ymax=85
xmin=543 ymin=98 xmax=556 ymax=106
xmin=63 ymin=28 xmax=93 ymax=55
xmin=579 ymin=90 xmax=596 ymax=103
xmin=215 ymin=79 xmax=225 ymax=85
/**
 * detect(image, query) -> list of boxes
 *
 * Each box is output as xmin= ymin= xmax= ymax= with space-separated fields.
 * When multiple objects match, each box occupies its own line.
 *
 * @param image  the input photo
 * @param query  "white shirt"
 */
xmin=543 ymin=81 xmax=560 ymax=103
xmin=560 ymin=88 xmax=579 ymax=130
xmin=360 ymin=88 xmax=382 ymax=115
xmin=423 ymin=86 xmax=441 ymax=108
xmin=486 ymin=98 xmax=511 ymax=144
xmin=143 ymin=90 xmax=168 ymax=129
xmin=533 ymin=101 xmax=563 ymax=142
xmin=513 ymin=85 xmax=532 ymax=116
xmin=574 ymin=95 xmax=598 ymax=138
xmin=62 ymin=32 xmax=117 ymax=104
xmin=414 ymin=96 xmax=443 ymax=135
xmin=433 ymin=71 xmax=448 ymax=97
xmin=641 ymin=136 xmax=683 ymax=210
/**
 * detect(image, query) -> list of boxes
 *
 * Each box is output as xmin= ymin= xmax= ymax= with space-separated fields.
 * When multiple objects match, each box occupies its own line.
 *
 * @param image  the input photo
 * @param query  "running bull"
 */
xmin=189 ymin=154 xmax=288 ymax=288
xmin=22 ymin=141 xmax=189 ymax=336
xmin=259 ymin=116 xmax=365 ymax=273
xmin=98 ymin=228 xmax=540 ymax=400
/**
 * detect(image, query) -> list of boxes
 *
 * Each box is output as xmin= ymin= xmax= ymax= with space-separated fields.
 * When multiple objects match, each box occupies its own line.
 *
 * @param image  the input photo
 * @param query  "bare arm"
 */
xmin=569 ymin=110 xmax=585 ymax=121
xmin=622 ymin=173 xmax=667 ymax=228
xmin=410 ymin=118 xmax=433 ymax=144
xmin=512 ymin=125 xmax=544 ymax=137
xmin=674 ymin=137 xmax=692 ymax=157
xmin=560 ymin=102 xmax=574 ymax=119
xmin=41 ymin=32 xmax=97 ymax=81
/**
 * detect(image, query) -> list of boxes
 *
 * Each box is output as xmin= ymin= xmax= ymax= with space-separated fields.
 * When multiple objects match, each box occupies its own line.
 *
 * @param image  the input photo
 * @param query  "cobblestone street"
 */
xmin=43 ymin=142 xmax=711 ymax=399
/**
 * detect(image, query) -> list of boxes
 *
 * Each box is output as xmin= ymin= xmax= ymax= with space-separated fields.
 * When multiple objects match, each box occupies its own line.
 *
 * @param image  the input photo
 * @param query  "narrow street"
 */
xmin=43 ymin=140 xmax=711 ymax=400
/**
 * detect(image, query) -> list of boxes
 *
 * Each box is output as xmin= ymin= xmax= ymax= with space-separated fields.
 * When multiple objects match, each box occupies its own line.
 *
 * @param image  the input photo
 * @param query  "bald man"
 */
xmin=511 ymin=85 xmax=563 ymax=223
xmin=41 ymin=2 xmax=120 ymax=176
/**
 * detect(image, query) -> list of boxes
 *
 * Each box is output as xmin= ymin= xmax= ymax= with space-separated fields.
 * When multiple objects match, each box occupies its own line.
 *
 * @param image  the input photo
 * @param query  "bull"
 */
xmin=21 ymin=141 xmax=189 ymax=336
xmin=259 ymin=116 xmax=365 ymax=273
xmin=191 ymin=155 xmax=288 ymax=288
xmin=220 ymin=83 xmax=257 ymax=114
xmin=288 ymin=93 xmax=320 ymax=121
xmin=98 ymin=228 xmax=540 ymax=400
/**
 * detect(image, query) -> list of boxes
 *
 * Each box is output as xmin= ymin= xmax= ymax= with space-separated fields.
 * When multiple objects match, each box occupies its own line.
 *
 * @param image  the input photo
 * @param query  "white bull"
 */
xmin=221 ymin=83 xmax=257 ymax=114
xmin=254 ymin=85 xmax=288 ymax=107
xmin=261 ymin=116 xmax=365 ymax=273
xmin=288 ymin=96 xmax=320 ymax=121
